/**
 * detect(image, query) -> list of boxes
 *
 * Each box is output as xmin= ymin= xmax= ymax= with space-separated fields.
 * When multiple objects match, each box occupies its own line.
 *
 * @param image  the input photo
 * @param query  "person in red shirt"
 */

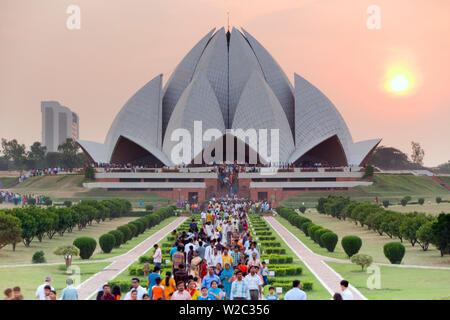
xmin=101 ymin=284 xmax=116 ymax=300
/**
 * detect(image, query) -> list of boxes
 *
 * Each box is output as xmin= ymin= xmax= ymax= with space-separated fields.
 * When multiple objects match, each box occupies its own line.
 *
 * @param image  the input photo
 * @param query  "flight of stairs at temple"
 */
xmin=430 ymin=176 xmax=450 ymax=191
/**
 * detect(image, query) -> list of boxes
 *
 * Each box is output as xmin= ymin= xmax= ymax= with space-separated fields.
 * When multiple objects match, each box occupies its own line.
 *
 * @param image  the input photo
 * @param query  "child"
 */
xmin=151 ymin=277 xmax=165 ymax=300
xmin=197 ymin=287 xmax=211 ymax=300
xmin=265 ymin=286 xmax=279 ymax=300
xmin=193 ymin=277 xmax=200 ymax=290
xmin=261 ymin=261 xmax=269 ymax=285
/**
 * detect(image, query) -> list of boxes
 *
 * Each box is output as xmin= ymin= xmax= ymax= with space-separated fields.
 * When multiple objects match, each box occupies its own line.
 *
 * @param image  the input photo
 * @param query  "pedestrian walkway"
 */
xmin=76 ymin=217 xmax=187 ymax=300
xmin=265 ymin=216 xmax=367 ymax=300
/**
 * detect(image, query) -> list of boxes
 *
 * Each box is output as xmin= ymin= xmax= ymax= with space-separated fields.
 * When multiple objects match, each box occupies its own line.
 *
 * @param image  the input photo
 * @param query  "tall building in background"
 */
xmin=41 ymin=101 xmax=79 ymax=152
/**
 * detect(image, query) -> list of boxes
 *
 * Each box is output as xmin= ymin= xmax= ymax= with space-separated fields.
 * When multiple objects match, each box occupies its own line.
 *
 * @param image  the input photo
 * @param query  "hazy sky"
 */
xmin=1 ymin=0 xmax=449 ymax=166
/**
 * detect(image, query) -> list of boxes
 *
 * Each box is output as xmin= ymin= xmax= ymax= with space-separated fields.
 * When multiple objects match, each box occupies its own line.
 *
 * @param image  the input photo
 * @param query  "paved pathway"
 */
xmin=76 ymin=217 xmax=186 ymax=300
xmin=265 ymin=216 xmax=367 ymax=300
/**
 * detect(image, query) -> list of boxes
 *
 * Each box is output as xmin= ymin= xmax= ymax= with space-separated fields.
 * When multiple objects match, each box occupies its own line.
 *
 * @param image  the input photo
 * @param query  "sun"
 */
xmin=384 ymin=65 xmax=415 ymax=95
xmin=390 ymin=75 xmax=409 ymax=92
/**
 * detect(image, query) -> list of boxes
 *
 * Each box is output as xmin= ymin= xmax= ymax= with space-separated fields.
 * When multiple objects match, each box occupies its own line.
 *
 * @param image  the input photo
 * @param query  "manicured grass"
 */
xmin=90 ymin=216 xmax=179 ymax=260
xmin=326 ymin=261 xmax=450 ymax=300
xmin=281 ymin=174 xmax=450 ymax=208
xmin=389 ymin=202 xmax=450 ymax=216
xmin=0 ymin=176 xmax=18 ymax=187
xmin=0 ymin=217 xmax=137 ymax=266
xmin=10 ymin=174 xmax=173 ymax=207
xmin=0 ymin=262 xmax=110 ymax=299
xmin=438 ymin=176 xmax=450 ymax=185
xmin=276 ymin=209 xmax=450 ymax=267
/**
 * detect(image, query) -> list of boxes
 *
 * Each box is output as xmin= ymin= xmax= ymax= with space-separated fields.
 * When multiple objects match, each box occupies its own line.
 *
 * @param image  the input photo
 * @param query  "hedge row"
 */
xmin=98 ymin=206 xmax=175 ymax=253
xmin=317 ymin=196 xmax=450 ymax=256
xmin=274 ymin=207 xmax=339 ymax=253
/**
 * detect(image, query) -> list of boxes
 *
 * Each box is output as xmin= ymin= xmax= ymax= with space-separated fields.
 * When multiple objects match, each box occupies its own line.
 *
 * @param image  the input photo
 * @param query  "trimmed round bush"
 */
xmin=321 ymin=232 xmax=338 ymax=252
xmin=99 ymin=233 xmax=115 ymax=253
xmin=315 ymin=229 xmax=332 ymax=246
xmin=117 ymin=225 xmax=132 ymax=242
xmin=308 ymin=225 xmax=322 ymax=240
xmin=302 ymin=222 xmax=314 ymax=236
xmin=299 ymin=206 xmax=306 ymax=213
xmin=383 ymin=242 xmax=405 ymax=264
xmin=32 ymin=251 xmax=46 ymax=263
xmin=73 ymin=237 xmax=97 ymax=259
xmin=341 ymin=235 xmax=362 ymax=257
xmin=145 ymin=204 xmax=154 ymax=211
xmin=130 ymin=220 xmax=145 ymax=234
xmin=108 ymin=230 xmax=124 ymax=248
xmin=127 ymin=223 xmax=138 ymax=237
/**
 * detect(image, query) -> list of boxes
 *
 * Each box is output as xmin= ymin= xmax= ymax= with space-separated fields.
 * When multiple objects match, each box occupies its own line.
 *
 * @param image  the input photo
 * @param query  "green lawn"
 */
xmin=0 ymin=176 xmax=18 ymax=188
xmin=0 ymin=217 xmax=137 ymax=265
xmin=326 ymin=262 xmax=450 ymax=300
xmin=438 ymin=176 xmax=450 ymax=185
xmin=281 ymin=174 xmax=450 ymax=208
xmin=0 ymin=262 xmax=110 ymax=299
xmin=275 ymin=210 xmax=450 ymax=267
xmin=89 ymin=216 xmax=179 ymax=261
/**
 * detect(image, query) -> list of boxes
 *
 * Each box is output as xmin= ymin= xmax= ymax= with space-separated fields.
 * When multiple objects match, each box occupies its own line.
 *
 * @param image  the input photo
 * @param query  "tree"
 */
xmin=410 ymin=141 xmax=425 ymax=166
xmin=0 ymin=211 xmax=22 ymax=250
xmin=399 ymin=214 xmax=427 ymax=247
xmin=27 ymin=142 xmax=47 ymax=169
xmin=367 ymin=146 xmax=417 ymax=169
xmin=54 ymin=245 xmax=80 ymax=268
xmin=363 ymin=165 xmax=374 ymax=178
xmin=84 ymin=166 xmax=95 ymax=180
xmin=431 ymin=213 xmax=450 ymax=257
xmin=351 ymin=253 xmax=373 ymax=271
xmin=12 ymin=208 xmax=37 ymax=247
xmin=1 ymin=138 xmax=27 ymax=170
xmin=417 ymin=221 xmax=433 ymax=251
xmin=58 ymin=138 xmax=79 ymax=168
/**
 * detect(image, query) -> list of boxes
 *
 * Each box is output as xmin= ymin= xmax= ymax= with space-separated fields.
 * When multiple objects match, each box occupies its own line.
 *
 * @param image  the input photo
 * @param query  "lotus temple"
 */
xmin=77 ymin=27 xmax=381 ymax=204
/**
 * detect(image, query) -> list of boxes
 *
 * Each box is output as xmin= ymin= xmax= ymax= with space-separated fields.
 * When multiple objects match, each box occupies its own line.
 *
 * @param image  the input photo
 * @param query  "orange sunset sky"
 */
xmin=0 ymin=0 xmax=449 ymax=166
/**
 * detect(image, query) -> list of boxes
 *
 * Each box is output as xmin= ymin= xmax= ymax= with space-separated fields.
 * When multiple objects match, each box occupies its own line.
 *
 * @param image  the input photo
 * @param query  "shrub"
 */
xmin=400 ymin=199 xmax=408 ymax=206
xmin=117 ymin=225 xmax=132 ymax=242
xmin=363 ymin=165 xmax=374 ymax=178
xmin=302 ymin=222 xmax=314 ymax=236
xmin=28 ymin=198 xmax=36 ymax=205
xmin=32 ymin=250 xmax=46 ymax=263
xmin=99 ymin=233 xmax=115 ymax=253
xmin=383 ymin=242 xmax=405 ymax=264
xmin=42 ymin=196 xmax=52 ymax=206
xmin=145 ymin=204 xmax=154 ymax=211
xmin=127 ymin=223 xmax=138 ymax=237
xmin=73 ymin=237 xmax=97 ymax=259
xmin=138 ymin=255 xmax=152 ymax=263
xmin=307 ymin=225 xmax=322 ymax=240
xmin=299 ymin=206 xmax=306 ymax=214
xmin=436 ymin=197 xmax=442 ymax=204
xmin=130 ymin=220 xmax=145 ymax=234
xmin=321 ymin=232 xmax=338 ymax=252
xmin=418 ymin=198 xmax=425 ymax=205
xmin=108 ymin=230 xmax=124 ymax=248
xmin=382 ymin=200 xmax=389 ymax=208
xmin=315 ymin=229 xmax=332 ymax=246
xmin=341 ymin=235 xmax=362 ymax=257
xmin=63 ymin=200 xmax=72 ymax=208
xmin=350 ymin=253 xmax=373 ymax=271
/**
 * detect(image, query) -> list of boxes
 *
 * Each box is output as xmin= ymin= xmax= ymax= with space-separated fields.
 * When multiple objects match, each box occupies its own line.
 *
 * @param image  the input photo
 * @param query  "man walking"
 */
xmin=244 ymin=266 xmax=262 ymax=300
xmin=61 ymin=278 xmax=78 ymax=300
xmin=284 ymin=280 xmax=307 ymax=300
xmin=152 ymin=244 xmax=162 ymax=269
xmin=230 ymin=270 xmax=250 ymax=300
xmin=35 ymin=277 xmax=54 ymax=300
xmin=340 ymin=280 xmax=354 ymax=300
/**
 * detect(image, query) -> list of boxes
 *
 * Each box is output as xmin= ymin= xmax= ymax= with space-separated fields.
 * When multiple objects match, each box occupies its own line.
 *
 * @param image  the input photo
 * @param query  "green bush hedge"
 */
xmin=73 ymin=237 xmax=97 ymax=259
xmin=341 ymin=235 xmax=362 ymax=257
xmin=32 ymin=251 xmax=46 ymax=263
xmin=108 ymin=230 xmax=124 ymax=248
xmin=262 ymin=247 xmax=286 ymax=255
xmin=261 ymin=254 xmax=293 ymax=264
xmin=99 ymin=233 xmax=115 ymax=253
xmin=320 ymin=232 xmax=338 ymax=252
xmin=267 ymin=265 xmax=302 ymax=276
xmin=383 ymin=242 xmax=405 ymax=264
xmin=269 ymin=280 xmax=313 ymax=292
xmin=302 ymin=222 xmax=314 ymax=236
xmin=117 ymin=225 xmax=132 ymax=242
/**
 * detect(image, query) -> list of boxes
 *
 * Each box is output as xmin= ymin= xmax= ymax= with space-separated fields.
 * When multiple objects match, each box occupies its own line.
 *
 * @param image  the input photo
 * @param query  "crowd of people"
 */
xmin=0 ymin=190 xmax=43 ymax=205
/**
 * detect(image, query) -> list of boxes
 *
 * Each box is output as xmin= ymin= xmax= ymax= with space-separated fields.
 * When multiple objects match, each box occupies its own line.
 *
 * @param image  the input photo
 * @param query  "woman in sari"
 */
xmin=189 ymin=250 xmax=202 ymax=278
xmin=199 ymin=258 xmax=208 ymax=282
xmin=220 ymin=263 xmax=233 ymax=299
xmin=187 ymin=280 xmax=200 ymax=300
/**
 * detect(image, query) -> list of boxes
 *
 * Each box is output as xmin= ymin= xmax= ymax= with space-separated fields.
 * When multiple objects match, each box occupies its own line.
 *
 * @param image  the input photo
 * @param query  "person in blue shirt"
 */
xmin=201 ymin=267 xmax=220 ymax=289
xmin=265 ymin=286 xmax=279 ymax=300
xmin=169 ymin=243 xmax=178 ymax=261
xmin=197 ymin=287 xmax=211 ymax=300
xmin=147 ymin=266 xmax=161 ymax=293
xmin=284 ymin=280 xmax=307 ymax=300
xmin=61 ymin=278 xmax=78 ymax=300
xmin=207 ymin=280 xmax=223 ymax=300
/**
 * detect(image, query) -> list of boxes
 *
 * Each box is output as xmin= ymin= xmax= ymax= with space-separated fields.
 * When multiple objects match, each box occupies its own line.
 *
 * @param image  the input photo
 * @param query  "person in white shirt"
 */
xmin=201 ymin=211 xmax=207 ymax=225
xmin=244 ymin=266 xmax=263 ymax=300
xmin=35 ymin=276 xmax=54 ymax=300
xmin=208 ymin=247 xmax=222 ymax=268
xmin=340 ymin=280 xmax=354 ymax=300
xmin=204 ymin=241 xmax=214 ymax=263
xmin=284 ymin=280 xmax=307 ymax=300
xmin=152 ymin=244 xmax=162 ymax=268
xmin=124 ymin=278 xmax=147 ymax=300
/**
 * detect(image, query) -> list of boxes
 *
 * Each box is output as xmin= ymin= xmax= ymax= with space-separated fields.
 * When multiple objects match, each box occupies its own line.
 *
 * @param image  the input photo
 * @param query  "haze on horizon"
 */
xmin=0 ymin=0 xmax=449 ymax=167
